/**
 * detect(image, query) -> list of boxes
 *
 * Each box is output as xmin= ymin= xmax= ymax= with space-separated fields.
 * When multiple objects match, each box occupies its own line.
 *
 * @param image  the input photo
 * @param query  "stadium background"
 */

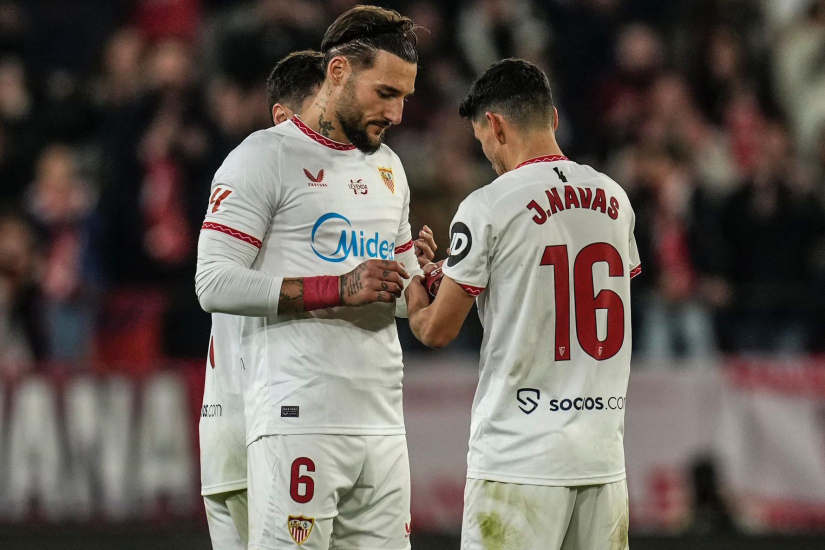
xmin=1 ymin=0 xmax=825 ymax=548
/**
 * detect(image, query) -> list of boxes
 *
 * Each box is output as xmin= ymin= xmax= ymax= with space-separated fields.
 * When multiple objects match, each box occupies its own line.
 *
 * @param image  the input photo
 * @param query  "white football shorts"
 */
xmin=247 ymin=434 xmax=411 ymax=550
xmin=461 ymin=478 xmax=629 ymax=550
xmin=204 ymin=488 xmax=249 ymax=550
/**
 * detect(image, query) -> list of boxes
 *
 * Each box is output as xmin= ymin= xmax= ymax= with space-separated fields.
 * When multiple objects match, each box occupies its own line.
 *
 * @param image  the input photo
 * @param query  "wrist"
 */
xmin=303 ymin=275 xmax=341 ymax=311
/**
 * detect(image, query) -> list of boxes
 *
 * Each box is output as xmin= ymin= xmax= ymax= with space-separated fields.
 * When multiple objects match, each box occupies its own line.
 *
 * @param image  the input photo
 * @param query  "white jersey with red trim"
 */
xmin=442 ymin=156 xmax=641 ymax=486
xmin=200 ymin=116 xmax=420 ymax=442
xmin=200 ymin=312 xmax=246 ymax=495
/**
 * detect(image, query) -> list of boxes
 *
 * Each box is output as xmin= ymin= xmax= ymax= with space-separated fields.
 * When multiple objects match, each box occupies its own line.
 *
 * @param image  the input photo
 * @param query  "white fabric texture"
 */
xmin=460 ymin=478 xmax=629 ymax=550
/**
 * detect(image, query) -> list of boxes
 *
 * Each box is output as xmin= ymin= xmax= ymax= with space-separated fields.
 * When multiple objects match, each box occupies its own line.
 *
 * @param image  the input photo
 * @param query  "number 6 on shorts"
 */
xmin=290 ymin=457 xmax=316 ymax=503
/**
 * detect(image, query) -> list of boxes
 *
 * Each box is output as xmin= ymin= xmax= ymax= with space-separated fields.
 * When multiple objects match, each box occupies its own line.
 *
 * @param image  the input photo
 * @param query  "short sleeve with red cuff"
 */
xmin=441 ymin=188 xmax=494 ymax=297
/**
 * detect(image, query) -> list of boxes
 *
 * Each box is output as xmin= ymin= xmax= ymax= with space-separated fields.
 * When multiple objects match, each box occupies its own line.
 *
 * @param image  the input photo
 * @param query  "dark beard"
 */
xmin=335 ymin=81 xmax=384 ymax=154
xmin=338 ymin=113 xmax=383 ymax=154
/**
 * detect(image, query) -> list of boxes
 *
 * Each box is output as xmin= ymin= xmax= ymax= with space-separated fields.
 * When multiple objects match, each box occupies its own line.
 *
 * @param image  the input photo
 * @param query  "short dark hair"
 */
xmin=321 ymin=5 xmax=417 ymax=70
xmin=266 ymin=50 xmax=325 ymax=116
xmin=459 ymin=58 xmax=555 ymax=130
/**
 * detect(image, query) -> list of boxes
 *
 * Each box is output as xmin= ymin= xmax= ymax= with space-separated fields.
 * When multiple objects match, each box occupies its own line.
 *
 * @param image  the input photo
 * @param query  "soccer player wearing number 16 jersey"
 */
xmin=406 ymin=59 xmax=641 ymax=550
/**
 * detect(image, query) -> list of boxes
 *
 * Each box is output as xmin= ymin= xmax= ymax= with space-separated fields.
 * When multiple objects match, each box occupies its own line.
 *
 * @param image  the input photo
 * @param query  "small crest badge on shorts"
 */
xmin=288 ymin=516 xmax=314 ymax=545
xmin=378 ymin=166 xmax=395 ymax=194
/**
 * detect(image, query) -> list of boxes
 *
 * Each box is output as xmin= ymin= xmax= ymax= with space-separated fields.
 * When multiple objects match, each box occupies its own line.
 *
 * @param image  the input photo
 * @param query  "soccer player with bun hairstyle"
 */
xmin=406 ymin=58 xmax=641 ymax=550
xmin=199 ymin=50 xmax=326 ymax=550
xmin=195 ymin=6 xmax=434 ymax=550
xmin=295 ymin=4 xmax=419 ymax=155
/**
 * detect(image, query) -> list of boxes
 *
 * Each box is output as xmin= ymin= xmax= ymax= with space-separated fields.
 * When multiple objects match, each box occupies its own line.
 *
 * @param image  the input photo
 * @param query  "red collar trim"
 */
xmin=291 ymin=116 xmax=356 ymax=151
xmin=516 ymin=155 xmax=568 ymax=169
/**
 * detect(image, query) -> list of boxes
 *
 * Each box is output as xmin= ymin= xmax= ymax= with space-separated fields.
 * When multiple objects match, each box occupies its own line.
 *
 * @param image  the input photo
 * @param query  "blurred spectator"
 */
xmin=208 ymin=0 xmax=326 ymax=89
xmin=135 ymin=0 xmax=202 ymax=42
xmin=27 ymin=145 xmax=100 ymax=363
xmin=0 ymin=1 xmax=26 ymax=59
xmin=719 ymin=122 xmax=825 ymax=353
xmin=93 ymin=28 xmax=146 ymax=109
xmin=457 ymin=0 xmax=550 ymax=75
xmin=628 ymin=148 xmax=718 ymax=360
xmin=98 ymin=37 xmax=213 ymax=284
xmin=595 ymin=23 xmax=666 ymax=158
xmin=693 ymin=28 xmax=750 ymax=125
xmin=774 ymin=0 xmax=825 ymax=159
xmin=0 ymin=56 xmax=38 ymax=204
xmin=0 ymin=213 xmax=45 ymax=371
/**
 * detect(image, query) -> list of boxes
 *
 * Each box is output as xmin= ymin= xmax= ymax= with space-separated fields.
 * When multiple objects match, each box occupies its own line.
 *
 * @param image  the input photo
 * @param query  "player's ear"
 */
xmin=553 ymin=107 xmax=559 ymax=132
xmin=272 ymin=104 xmax=289 ymax=125
xmin=328 ymin=56 xmax=347 ymax=87
xmin=487 ymin=112 xmax=506 ymax=145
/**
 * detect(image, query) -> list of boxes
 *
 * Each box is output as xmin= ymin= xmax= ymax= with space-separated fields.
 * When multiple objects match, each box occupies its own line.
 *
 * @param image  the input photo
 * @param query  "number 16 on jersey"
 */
xmin=540 ymin=243 xmax=626 ymax=362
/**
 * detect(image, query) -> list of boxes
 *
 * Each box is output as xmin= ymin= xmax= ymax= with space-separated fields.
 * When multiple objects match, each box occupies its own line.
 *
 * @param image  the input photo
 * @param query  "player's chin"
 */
xmin=368 ymin=127 xmax=386 ymax=144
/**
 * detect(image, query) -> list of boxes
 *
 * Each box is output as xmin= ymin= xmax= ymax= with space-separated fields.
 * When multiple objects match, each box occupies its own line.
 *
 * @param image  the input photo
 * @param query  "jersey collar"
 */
xmin=291 ymin=115 xmax=356 ymax=152
xmin=516 ymin=155 xmax=568 ymax=169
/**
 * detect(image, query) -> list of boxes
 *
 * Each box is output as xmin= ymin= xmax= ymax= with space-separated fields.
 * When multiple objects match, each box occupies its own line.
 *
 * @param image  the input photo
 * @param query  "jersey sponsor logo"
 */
xmin=281 ymin=406 xmax=299 ymax=417
xmin=348 ymin=179 xmax=368 ymax=194
xmin=547 ymin=396 xmax=626 ymax=411
xmin=378 ymin=166 xmax=395 ymax=194
xmin=288 ymin=516 xmax=315 ymax=545
xmin=517 ymin=388 xmax=541 ymax=414
xmin=201 ymin=403 xmax=222 ymax=417
xmin=304 ymin=168 xmax=327 ymax=187
xmin=446 ymin=222 xmax=472 ymax=267
xmin=311 ymin=212 xmax=395 ymax=263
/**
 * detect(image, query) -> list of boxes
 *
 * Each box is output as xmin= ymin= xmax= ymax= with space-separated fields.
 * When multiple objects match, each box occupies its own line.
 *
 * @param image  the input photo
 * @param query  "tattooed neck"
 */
xmin=318 ymin=114 xmax=335 ymax=137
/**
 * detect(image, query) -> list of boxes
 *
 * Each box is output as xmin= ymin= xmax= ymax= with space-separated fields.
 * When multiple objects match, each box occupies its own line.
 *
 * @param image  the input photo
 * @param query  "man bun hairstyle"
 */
xmin=267 ymin=50 xmax=325 ymax=115
xmin=459 ymin=58 xmax=555 ymax=131
xmin=321 ymin=5 xmax=418 ymax=70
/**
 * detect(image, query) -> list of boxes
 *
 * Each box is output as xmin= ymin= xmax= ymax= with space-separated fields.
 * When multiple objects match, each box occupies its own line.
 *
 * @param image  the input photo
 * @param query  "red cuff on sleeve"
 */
xmin=394 ymin=240 xmax=414 ymax=254
xmin=202 ymin=222 xmax=263 ymax=249
xmin=460 ymin=284 xmax=485 ymax=297
xmin=630 ymin=265 xmax=642 ymax=279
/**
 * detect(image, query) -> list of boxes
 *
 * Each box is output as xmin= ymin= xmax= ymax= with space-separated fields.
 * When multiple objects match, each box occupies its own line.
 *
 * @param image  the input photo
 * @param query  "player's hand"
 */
xmin=415 ymin=225 xmax=437 ymax=268
xmin=340 ymin=259 xmax=410 ymax=306
xmin=404 ymin=275 xmax=430 ymax=315
xmin=422 ymin=260 xmax=443 ymax=276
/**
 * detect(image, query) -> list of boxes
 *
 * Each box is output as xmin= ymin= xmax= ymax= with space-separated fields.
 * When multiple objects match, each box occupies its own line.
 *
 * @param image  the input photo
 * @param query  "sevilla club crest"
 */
xmin=378 ymin=166 xmax=395 ymax=194
xmin=288 ymin=516 xmax=315 ymax=545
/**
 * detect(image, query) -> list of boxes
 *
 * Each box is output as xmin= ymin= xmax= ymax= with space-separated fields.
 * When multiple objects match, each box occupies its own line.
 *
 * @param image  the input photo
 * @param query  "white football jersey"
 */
xmin=201 ymin=116 xmax=420 ymax=443
xmin=442 ymin=155 xmax=641 ymax=486
xmin=199 ymin=312 xmax=246 ymax=495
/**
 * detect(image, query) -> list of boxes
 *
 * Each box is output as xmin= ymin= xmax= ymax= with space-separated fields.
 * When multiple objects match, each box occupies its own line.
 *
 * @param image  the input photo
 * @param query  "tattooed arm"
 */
xmin=276 ymin=278 xmax=305 ymax=314
xmin=276 ymin=260 xmax=411 ymax=315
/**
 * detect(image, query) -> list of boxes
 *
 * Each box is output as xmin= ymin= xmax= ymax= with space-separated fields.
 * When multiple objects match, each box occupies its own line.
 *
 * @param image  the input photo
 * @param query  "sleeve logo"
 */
xmin=209 ymin=187 xmax=232 ymax=213
xmin=446 ymin=221 xmax=472 ymax=267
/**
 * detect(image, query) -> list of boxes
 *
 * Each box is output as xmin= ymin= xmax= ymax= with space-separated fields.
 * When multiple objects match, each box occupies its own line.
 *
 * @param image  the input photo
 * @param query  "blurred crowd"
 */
xmin=2 ymin=0 xmax=825 ymax=371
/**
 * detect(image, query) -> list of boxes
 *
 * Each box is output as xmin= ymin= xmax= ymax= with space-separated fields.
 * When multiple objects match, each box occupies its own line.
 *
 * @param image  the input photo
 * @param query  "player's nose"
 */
xmin=384 ymin=99 xmax=404 ymax=125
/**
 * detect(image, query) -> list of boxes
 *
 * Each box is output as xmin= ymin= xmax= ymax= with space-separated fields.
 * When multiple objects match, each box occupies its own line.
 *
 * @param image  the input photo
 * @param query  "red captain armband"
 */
xmin=424 ymin=261 xmax=445 ymax=301
xmin=303 ymin=276 xmax=341 ymax=311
